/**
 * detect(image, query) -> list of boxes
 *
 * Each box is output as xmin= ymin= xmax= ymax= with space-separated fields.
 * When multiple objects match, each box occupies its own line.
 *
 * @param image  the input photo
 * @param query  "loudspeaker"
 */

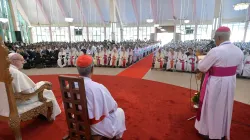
xmin=15 ymin=31 xmax=22 ymax=42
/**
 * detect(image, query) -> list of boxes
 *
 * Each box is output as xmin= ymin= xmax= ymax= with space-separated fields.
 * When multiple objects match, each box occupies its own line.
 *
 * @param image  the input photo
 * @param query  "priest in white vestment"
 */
xmin=110 ymin=48 xmax=118 ymax=67
xmin=154 ymin=49 xmax=165 ymax=69
xmin=128 ymin=48 xmax=133 ymax=65
xmin=119 ymin=47 xmax=128 ymax=67
xmin=8 ymin=53 xmax=61 ymax=120
xmin=94 ymin=48 xmax=102 ymax=66
xmin=195 ymin=27 xmax=244 ymax=140
xmin=186 ymin=48 xmax=197 ymax=72
xmin=75 ymin=55 xmax=126 ymax=139
xmin=166 ymin=48 xmax=177 ymax=70
xmin=242 ymin=52 xmax=250 ymax=77
xmin=176 ymin=49 xmax=187 ymax=71
xmin=100 ymin=47 xmax=109 ymax=66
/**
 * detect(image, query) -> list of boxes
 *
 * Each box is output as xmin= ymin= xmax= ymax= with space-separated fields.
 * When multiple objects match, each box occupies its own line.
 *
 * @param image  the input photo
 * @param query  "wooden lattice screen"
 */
xmin=58 ymin=75 xmax=91 ymax=140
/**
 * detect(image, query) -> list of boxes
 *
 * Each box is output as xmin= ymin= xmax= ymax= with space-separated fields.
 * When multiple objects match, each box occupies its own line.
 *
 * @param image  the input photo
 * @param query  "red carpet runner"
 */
xmin=117 ymin=54 xmax=153 ymax=78
xmin=0 ymin=75 xmax=250 ymax=140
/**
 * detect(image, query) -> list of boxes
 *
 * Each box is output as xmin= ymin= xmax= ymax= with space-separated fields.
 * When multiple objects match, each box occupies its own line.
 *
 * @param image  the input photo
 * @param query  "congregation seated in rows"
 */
xmin=5 ymin=40 xmax=159 ymax=69
xmin=152 ymin=41 xmax=250 ymax=78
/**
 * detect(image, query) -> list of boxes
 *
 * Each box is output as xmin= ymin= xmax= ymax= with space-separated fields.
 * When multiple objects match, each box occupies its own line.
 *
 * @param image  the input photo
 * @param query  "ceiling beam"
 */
xmin=192 ymin=0 xmax=196 ymax=21
xmin=36 ymin=0 xmax=50 ymax=24
xmin=93 ymin=0 xmax=105 ymax=24
xmin=114 ymin=0 xmax=123 ymax=28
xmin=56 ymin=0 xmax=67 ymax=18
xmin=171 ymin=0 xmax=176 ymax=19
xmin=16 ymin=0 xmax=31 ymax=26
xmin=75 ymin=0 xmax=87 ymax=25
xmin=131 ymin=0 xmax=139 ymax=25
xmin=150 ymin=0 xmax=158 ymax=23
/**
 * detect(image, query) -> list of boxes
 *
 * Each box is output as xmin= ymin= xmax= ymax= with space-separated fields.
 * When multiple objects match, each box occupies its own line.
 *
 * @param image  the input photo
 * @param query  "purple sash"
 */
xmin=197 ymin=66 xmax=237 ymax=121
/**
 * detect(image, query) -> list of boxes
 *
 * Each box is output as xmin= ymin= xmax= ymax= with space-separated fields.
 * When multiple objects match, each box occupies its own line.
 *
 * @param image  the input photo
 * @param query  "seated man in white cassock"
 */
xmin=119 ymin=47 xmax=128 ymax=67
xmin=8 ymin=53 xmax=61 ymax=120
xmin=186 ymin=48 xmax=197 ymax=72
xmin=110 ymin=48 xmax=118 ymax=67
xmin=242 ymin=51 xmax=250 ymax=77
xmin=176 ymin=49 xmax=187 ymax=71
xmin=154 ymin=49 xmax=164 ymax=69
xmin=166 ymin=48 xmax=177 ymax=70
xmin=75 ymin=55 xmax=126 ymax=139
xmin=94 ymin=48 xmax=102 ymax=66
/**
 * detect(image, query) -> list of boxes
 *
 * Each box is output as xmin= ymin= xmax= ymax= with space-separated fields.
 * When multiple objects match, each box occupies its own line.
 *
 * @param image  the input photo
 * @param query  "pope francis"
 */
xmin=8 ymin=53 xmax=61 ymax=120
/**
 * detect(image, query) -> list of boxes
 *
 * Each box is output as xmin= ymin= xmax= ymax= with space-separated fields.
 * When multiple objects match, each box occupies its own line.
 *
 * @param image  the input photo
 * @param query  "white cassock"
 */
xmin=119 ymin=51 xmax=128 ymax=67
xmin=176 ymin=52 xmax=187 ymax=71
xmin=128 ymin=50 xmax=133 ymax=65
xmin=166 ymin=52 xmax=177 ymax=70
xmin=75 ymin=77 xmax=126 ymax=139
xmin=186 ymin=54 xmax=197 ymax=72
xmin=132 ymin=49 xmax=138 ymax=62
xmin=9 ymin=65 xmax=61 ymax=120
xmin=242 ymin=55 xmax=250 ymax=77
xmin=154 ymin=51 xmax=164 ymax=69
xmin=67 ymin=52 xmax=72 ymax=66
xmin=110 ymin=51 xmax=118 ymax=67
xmin=195 ymin=41 xmax=244 ymax=139
xmin=57 ymin=51 xmax=67 ymax=68
xmin=69 ymin=51 xmax=77 ymax=66
xmin=100 ymin=50 xmax=109 ymax=66
xmin=94 ymin=52 xmax=102 ymax=66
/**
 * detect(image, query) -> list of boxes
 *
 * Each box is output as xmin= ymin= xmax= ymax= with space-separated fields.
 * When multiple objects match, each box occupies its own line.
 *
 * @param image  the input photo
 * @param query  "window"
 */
xmin=223 ymin=22 xmax=245 ymax=42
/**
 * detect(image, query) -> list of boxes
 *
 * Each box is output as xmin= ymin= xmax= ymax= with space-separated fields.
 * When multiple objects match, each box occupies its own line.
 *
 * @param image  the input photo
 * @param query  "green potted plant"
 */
xmin=191 ymin=91 xmax=200 ymax=105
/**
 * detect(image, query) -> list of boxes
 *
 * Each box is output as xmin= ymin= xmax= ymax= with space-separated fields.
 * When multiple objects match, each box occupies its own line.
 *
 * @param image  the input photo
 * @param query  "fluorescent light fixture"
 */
xmin=146 ymin=19 xmax=154 ymax=23
xmin=28 ymin=25 xmax=33 ymax=28
xmin=65 ymin=17 xmax=74 ymax=22
xmin=0 ymin=18 xmax=8 ymax=23
xmin=184 ymin=20 xmax=190 ymax=24
xmin=157 ymin=26 xmax=162 ymax=29
xmin=234 ymin=3 xmax=250 ymax=11
xmin=154 ymin=24 xmax=159 ymax=27
xmin=160 ymin=29 xmax=165 ymax=31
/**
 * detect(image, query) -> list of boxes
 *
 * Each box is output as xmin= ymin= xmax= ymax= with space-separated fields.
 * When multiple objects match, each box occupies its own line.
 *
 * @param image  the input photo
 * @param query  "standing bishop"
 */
xmin=195 ymin=26 xmax=244 ymax=140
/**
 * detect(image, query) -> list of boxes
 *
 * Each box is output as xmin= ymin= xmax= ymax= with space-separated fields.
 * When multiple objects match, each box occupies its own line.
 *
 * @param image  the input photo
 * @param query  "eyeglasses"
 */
xmin=13 ymin=59 xmax=26 ymax=63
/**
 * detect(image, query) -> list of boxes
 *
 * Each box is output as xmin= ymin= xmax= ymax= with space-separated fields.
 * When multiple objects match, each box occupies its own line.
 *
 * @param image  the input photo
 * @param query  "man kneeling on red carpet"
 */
xmin=76 ymin=54 xmax=126 ymax=139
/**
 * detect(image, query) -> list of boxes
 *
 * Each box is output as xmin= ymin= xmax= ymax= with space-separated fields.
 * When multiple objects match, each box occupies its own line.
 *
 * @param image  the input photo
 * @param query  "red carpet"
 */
xmin=117 ymin=54 xmax=153 ymax=78
xmin=0 ymin=75 xmax=250 ymax=140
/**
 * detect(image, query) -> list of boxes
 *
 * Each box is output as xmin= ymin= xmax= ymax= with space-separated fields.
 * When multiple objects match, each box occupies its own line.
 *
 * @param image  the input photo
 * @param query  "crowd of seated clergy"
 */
xmin=152 ymin=40 xmax=250 ymax=78
xmin=4 ymin=40 xmax=159 ymax=69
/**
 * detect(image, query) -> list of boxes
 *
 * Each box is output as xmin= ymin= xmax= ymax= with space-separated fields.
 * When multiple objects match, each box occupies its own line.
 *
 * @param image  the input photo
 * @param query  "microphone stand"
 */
xmin=187 ymin=72 xmax=205 ymax=121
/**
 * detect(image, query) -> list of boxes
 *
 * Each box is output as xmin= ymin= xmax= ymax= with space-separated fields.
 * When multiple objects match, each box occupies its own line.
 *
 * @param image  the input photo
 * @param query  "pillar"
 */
xmin=86 ymin=26 xmax=89 ymax=41
xmin=212 ymin=0 xmax=223 ymax=38
xmin=104 ymin=26 xmax=106 ymax=40
xmin=29 ymin=27 xmax=33 ymax=43
xmin=110 ymin=0 xmax=116 ymax=42
xmin=68 ymin=25 xmax=71 ymax=42
xmin=194 ymin=23 xmax=198 ymax=40
xmin=243 ymin=21 xmax=248 ymax=42
xmin=120 ymin=28 xmax=124 ymax=41
xmin=137 ymin=26 xmax=139 ymax=40
xmin=173 ymin=21 xmax=176 ymax=41
xmin=49 ymin=26 xmax=52 ymax=41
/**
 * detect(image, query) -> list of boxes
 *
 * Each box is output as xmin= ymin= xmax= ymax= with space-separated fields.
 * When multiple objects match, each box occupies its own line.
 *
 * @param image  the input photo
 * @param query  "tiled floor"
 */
xmin=143 ymin=69 xmax=250 ymax=105
xmin=23 ymin=67 xmax=250 ymax=105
